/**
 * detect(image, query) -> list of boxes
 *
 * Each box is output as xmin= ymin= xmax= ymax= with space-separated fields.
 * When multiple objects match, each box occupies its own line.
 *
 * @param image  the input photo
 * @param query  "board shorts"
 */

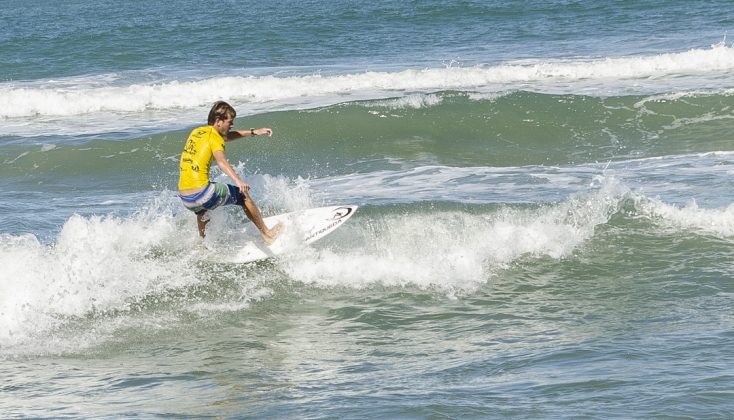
xmin=179 ymin=182 xmax=245 ymax=213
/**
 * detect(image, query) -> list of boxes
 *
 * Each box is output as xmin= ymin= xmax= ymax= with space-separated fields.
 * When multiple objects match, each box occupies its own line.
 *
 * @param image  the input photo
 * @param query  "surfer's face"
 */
xmin=214 ymin=117 xmax=234 ymax=135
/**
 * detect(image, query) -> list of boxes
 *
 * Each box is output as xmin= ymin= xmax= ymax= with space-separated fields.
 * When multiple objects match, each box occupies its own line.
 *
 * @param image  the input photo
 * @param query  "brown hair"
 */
xmin=207 ymin=101 xmax=236 ymax=125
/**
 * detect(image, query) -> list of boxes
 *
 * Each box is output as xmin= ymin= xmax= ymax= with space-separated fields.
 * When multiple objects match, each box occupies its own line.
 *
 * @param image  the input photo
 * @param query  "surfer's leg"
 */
xmin=195 ymin=210 xmax=209 ymax=238
xmin=241 ymin=191 xmax=282 ymax=245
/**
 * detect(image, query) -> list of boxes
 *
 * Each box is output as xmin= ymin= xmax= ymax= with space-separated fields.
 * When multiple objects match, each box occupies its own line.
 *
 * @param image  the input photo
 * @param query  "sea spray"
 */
xmin=280 ymin=177 xmax=629 ymax=291
xmin=0 ymin=201 xmax=196 ymax=352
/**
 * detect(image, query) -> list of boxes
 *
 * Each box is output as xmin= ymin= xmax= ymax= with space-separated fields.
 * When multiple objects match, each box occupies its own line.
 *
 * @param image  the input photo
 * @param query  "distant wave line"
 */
xmin=2 ymin=44 xmax=734 ymax=119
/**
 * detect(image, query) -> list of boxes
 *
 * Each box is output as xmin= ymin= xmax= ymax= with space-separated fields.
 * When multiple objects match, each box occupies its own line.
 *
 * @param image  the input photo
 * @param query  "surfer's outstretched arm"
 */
xmin=226 ymin=127 xmax=273 ymax=141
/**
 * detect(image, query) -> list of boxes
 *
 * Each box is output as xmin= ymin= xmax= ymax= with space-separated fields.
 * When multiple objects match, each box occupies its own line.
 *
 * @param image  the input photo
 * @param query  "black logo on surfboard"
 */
xmin=304 ymin=206 xmax=355 ymax=243
xmin=331 ymin=206 xmax=354 ymax=220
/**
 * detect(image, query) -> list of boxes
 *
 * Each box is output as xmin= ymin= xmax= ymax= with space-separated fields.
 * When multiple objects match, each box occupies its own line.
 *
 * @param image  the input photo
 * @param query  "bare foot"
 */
xmin=263 ymin=222 xmax=284 ymax=246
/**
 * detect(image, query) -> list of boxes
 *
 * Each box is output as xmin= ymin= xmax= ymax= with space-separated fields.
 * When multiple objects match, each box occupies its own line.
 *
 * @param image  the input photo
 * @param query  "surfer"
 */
xmin=178 ymin=101 xmax=282 ymax=244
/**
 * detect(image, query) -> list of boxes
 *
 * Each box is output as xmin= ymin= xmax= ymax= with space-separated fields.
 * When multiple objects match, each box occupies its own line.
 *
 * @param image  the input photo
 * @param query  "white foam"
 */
xmin=0 ymin=179 xmax=318 ymax=355
xmin=3 ymin=168 xmax=732 ymax=355
xmin=0 ymin=209 xmax=194 ymax=352
xmin=260 ymin=174 xmax=317 ymax=211
xmin=366 ymin=93 xmax=444 ymax=110
xmin=638 ymin=198 xmax=734 ymax=237
xmin=309 ymin=164 xmax=592 ymax=205
xmin=0 ymin=192 xmax=242 ymax=355
xmin=281 ymin=177 xmax=629 ymax=292
xmin=4 ymin=44 xmax=734 ymax=136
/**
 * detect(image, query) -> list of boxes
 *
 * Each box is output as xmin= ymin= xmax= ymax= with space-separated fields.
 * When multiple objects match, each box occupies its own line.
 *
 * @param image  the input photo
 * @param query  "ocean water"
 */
xmin=2 ymin=0 xmax=734 ymax=417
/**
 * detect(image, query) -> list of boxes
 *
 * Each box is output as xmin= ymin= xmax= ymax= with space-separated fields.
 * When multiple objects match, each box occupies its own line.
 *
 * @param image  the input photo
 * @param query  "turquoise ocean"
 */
xmin=2 ymin=0 xmax=734 ymax=417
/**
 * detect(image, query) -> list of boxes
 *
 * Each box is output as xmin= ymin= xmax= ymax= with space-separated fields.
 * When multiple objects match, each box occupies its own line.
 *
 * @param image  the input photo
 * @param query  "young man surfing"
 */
xmin=178 ymin=101 xmax=281 ymax=244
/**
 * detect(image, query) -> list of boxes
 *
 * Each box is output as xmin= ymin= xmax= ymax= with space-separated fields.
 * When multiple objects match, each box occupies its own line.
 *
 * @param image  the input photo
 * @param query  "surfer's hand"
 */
xmin=253 ymin=128 xmax=273 ymax=137
xmin=237 ymin=181 xmax=250 ymax=194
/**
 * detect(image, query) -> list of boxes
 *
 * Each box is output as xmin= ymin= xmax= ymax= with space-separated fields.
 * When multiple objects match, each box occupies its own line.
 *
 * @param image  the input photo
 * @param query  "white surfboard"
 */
xmin=233 ymin=205 xmax=358 ymax=263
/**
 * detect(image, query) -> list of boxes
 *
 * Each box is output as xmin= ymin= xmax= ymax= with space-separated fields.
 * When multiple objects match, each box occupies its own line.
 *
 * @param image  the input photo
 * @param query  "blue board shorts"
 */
xmin=179 ymin=183 xmax=245 ymax=213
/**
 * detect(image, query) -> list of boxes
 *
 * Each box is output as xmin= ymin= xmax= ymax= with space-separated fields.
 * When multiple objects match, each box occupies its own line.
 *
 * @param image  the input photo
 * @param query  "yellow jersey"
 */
xmin=178 ymin=125 xmax=226 ymax=190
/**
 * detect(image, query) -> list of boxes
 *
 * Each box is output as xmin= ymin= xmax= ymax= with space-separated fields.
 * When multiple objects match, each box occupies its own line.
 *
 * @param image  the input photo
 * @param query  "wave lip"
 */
xmin=281 ymin=176 xmax=630 ymax=291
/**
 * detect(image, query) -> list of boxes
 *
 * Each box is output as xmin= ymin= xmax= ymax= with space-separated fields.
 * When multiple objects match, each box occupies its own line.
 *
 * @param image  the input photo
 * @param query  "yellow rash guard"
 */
xmin=178 ymin=125 xmax=225 ymax=190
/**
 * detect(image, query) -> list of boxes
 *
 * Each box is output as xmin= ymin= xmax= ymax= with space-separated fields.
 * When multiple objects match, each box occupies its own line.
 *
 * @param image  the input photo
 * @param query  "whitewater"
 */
xmin=3 ymin=42 xmax=734 ymax=137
